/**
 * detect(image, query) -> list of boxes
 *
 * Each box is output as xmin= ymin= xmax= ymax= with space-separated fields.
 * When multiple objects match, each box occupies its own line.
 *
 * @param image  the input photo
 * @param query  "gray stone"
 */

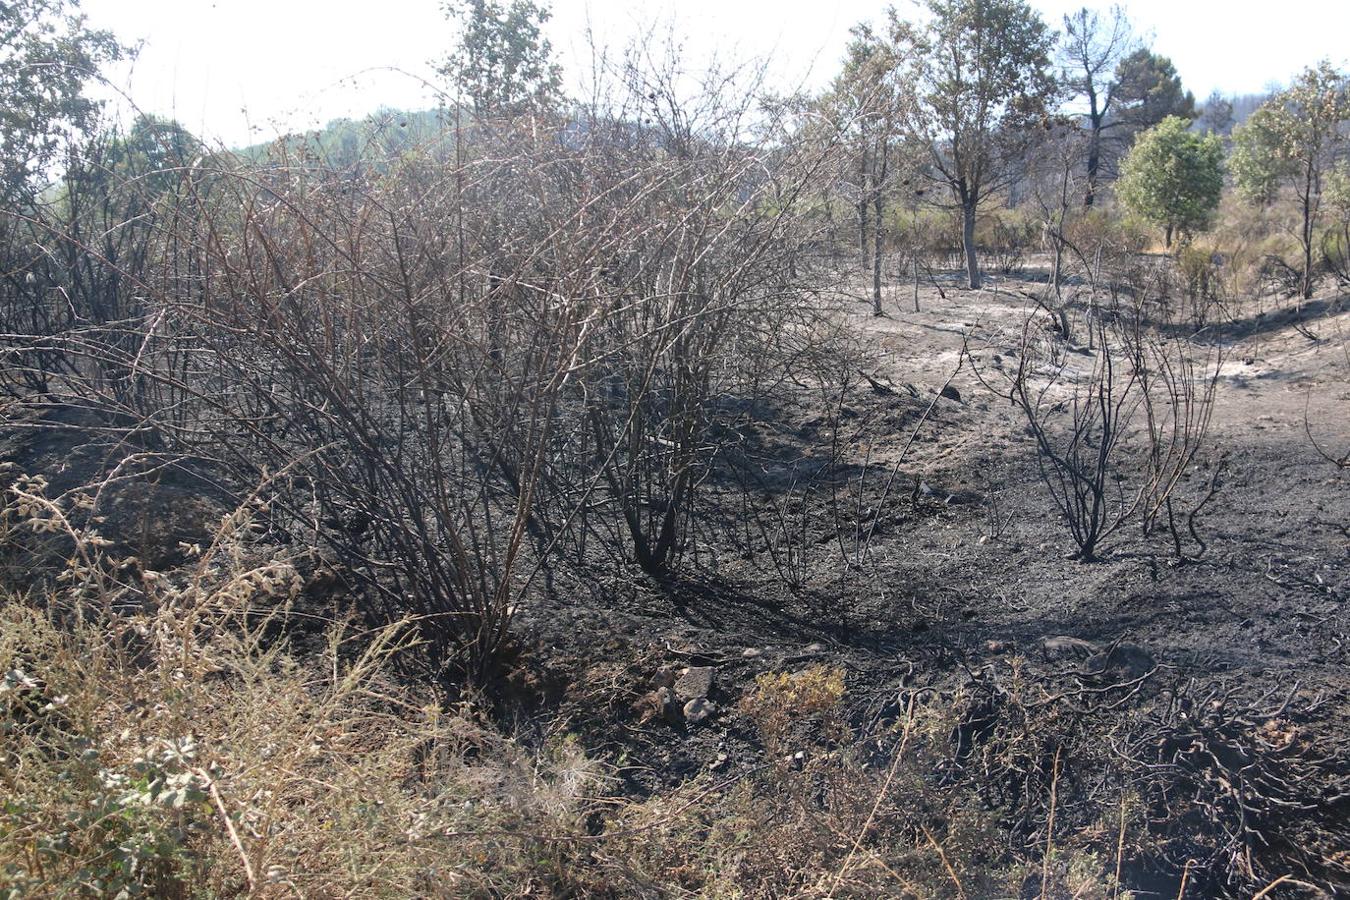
xmin=683 ymin=697 xmax=716 ymax=725
xmin=674 ymin=666 xmax=715 ymax=702
xmin=652 ymin=665 xmax=679 ymax=689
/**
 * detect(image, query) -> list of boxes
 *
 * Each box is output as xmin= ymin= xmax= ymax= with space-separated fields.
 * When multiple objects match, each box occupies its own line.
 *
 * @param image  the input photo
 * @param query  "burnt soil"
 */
xmin=510 ymin=272 xmax=1350 ymax=893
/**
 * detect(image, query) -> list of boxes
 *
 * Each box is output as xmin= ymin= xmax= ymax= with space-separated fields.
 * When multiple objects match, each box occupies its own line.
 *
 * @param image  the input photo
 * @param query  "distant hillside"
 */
xmin=235 ymin=107 xmax=456 ymax=166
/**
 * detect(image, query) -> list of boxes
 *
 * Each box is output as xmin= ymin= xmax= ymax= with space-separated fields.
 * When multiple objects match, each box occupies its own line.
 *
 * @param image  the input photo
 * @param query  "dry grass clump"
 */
xmin=0 ymin=478 xmax=610 ymax=898
xmin=596 ymin=661 xmax=1148 ymax=899
xmin=0 ymin=597 xmax=613 ymax=897
xmin=0 ymin=590 xmax=1022 ymax=898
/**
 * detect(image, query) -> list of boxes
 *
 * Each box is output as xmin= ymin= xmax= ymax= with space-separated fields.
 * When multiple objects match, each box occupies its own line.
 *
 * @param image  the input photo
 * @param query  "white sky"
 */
xmin=80 ymin=0 xmax=1350 ymax=148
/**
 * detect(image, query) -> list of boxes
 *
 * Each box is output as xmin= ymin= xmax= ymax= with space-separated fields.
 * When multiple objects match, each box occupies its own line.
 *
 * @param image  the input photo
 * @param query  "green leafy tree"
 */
xmin=1324 ymin=161 xmax=1350 ymax=286
xmin=1328 ymin=163 xmax=1350 ymax=212
xmin=1112 ymin=49 xmax=1196 ymax=131
xmin=1116 ymin=115 xmax=1223 ymax=249
xmin=0 ymin=0 xmax=125 ymax=202
xmin=439 ymin=0 xmax=561 ymax=116
xmin=890 ymin=0 xmax=1057 ymax=289
xmin=106 ymin=116 xmax=202 ymax=191
xmin=1231 ymin=61 xmax=1349 ymax=299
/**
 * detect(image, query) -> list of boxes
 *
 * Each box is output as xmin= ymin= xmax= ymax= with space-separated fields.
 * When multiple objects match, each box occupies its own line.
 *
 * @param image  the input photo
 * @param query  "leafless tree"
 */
xmin=980 ymin=274 xmax=1222 ymax=561
xmin=1059 ymin=6 xmax=1134 ymax=206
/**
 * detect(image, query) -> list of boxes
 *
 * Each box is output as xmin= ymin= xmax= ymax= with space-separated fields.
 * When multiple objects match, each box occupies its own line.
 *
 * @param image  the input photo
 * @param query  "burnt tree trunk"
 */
xmin=1300 ymin=158 xmax=1316 ymax=302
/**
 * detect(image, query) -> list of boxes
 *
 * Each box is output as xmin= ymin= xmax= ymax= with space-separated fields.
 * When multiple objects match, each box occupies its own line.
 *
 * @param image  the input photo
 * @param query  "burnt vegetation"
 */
xmin=1 ymin=0 xmax=1348 ymax=897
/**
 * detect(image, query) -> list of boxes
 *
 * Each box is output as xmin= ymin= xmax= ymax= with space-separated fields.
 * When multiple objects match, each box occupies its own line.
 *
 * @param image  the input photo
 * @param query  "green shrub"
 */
xmin=1322 ymin=224 xmax=1350 ymax=284
xmin=1117 ymin=117 xmax=1224 ymax=248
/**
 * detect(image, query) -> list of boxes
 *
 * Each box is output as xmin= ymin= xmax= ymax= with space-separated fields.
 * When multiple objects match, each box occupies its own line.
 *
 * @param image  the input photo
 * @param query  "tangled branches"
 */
xmin=1124 ymin=680 xmax=1350 ymax=895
